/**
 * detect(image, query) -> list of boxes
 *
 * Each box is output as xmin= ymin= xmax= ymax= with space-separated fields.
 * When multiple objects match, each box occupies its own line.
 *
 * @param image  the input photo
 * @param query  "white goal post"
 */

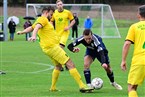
xmin=26 ymin=4 xmax=121 ymax=38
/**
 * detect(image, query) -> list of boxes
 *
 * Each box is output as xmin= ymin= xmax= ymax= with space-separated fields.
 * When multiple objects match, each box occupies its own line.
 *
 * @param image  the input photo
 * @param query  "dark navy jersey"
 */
xmin=68 ymin=34 xmax=109 ymax=64
xmin=72 ymin=34 xmax=107 ymax=52
xmin=67 ymin=34 xmax=109 ymax=64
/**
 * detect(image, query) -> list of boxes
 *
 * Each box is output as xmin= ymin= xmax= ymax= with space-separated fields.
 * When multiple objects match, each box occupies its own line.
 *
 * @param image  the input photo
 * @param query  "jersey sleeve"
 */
xmin=68 ymin=11 xmax=74 ymax=21
xmin=125 ymin=24 xmax=135 ymax=43
xmin=32 ymin=17 xmax=47 ymax=29
xmin=67 ymin=37 xmax=83 ymax=52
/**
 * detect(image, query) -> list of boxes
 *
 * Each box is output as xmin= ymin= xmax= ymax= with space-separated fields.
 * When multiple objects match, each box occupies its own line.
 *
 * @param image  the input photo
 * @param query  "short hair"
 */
xmin=42 ymin=6 xmax=55 ymax=13
xmin=138 ymin=5 xmax=145 ymax=18
xmin=83 ymin=29 xmax=92 ymax=35
xmin=56 ymin=0 xmax=62 ymax=4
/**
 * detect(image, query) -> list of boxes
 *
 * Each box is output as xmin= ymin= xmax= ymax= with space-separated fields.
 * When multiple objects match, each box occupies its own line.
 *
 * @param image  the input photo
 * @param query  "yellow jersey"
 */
xmin=32 ymin=16 xmax=59 ymax=49
xmin=51 ymin=9 xmax=74 ymax=36
xmin=126 ymin=21 xmax=145 ymax=66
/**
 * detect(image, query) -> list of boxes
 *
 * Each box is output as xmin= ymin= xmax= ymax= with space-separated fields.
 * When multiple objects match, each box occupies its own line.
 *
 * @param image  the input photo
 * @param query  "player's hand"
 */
xmin=17 ymin=31 xmax=23 ymax=35
xmin=28 ymin=36 xmax=36 ymax=42
xmin=121 ymin=61 xmax=127 ymax=71
xmin=73 ymin=47 xmax=80 ymax=53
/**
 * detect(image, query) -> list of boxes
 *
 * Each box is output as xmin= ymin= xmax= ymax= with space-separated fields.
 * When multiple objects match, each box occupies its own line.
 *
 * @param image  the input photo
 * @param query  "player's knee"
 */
xmin=128 ymin=84 xmax=138 ymax=92
xmin=66 ymin=59 xmax=75 ymax=69
xmin=84 ymin=63 xmax=90 ymax=69
xmin=102 ymin=63 xmax=108 ymax=69
xmin=55 ymin=65 xmax=62 ymax=71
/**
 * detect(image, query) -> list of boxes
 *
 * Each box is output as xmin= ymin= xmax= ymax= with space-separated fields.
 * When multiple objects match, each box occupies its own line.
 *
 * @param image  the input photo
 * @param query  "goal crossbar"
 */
xmin=26 ymin=4 xmax=121 ymax=38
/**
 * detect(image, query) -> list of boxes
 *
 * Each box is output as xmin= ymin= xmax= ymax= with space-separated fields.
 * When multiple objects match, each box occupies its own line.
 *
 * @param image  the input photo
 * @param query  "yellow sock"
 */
xmin=50 ymin=69 xmax=60 ymax=90
xmin=69 ymin=68 xmax=86 ymax=88
xmin=129 ymin=90 xmax=138 ymax=97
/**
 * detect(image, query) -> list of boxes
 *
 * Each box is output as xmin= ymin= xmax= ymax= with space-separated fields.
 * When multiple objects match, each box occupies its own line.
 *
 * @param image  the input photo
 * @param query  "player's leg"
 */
xmin=103 ymin=64 xmax=123 ymax=90
xmin=96 ymin=50 xmax=122 ymax=90
xmin=59 ymin=43 xmax=65 ymax=71
xmin=50 ymin=64 xmax=62 ymax=91
xmin=46 ymin=45 xmax=93 ymax=92
xmin=43 ymin=45 xmax=66 ymax=91
xmin=59 ymin=31 xmax=69 ymax=48
xmin=128 ymin=84 xmax=138 ymax=97
xmin=103 ymin=65 xmax=114 ymax=83
xmin=84 ymin=48 xmax=96 ymax=87
xmin=128 ymin=65 xmax=145 ymax=97
xmin=83 ymin=49 xmax=95 ymax=88
xmin=59 ymin=33 xmax=70 ymax=71
xmin=66 ymin=59 xmax=86 ymax=88
xmin=66 ymin=59 xmax=94 ymax=92
xmin=84 ymin=55 xmax=93 ymax=88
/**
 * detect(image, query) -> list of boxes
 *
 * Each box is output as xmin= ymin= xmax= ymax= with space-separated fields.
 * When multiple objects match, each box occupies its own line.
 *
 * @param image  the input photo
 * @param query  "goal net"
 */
xmin=26 ymin=4 xmax=121 ymax=38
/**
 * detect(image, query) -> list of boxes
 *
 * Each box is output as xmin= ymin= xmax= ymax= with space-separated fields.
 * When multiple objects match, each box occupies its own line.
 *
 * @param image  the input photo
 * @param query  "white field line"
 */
xmin=1 ymin=61 xmax=54 ymax=74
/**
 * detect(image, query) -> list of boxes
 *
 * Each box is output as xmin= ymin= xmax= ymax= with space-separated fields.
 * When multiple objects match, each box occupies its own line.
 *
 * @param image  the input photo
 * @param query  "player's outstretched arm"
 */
xmin=67 ymin=42 xmax=80 ymax=53
xmin=28 ymin=24 xmax=42 ymax=42
xmin=17 ymin=26 xmax=33 ymax=35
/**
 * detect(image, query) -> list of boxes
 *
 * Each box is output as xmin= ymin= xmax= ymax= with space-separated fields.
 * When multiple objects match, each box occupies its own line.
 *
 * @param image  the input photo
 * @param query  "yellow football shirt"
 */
xmin=32 ymin=16 xmax=59 ymax=49
xmin=51 ymin=9 xmax=74 ymax=36
xmin=126 ymin=21 xmax=145 ymax=66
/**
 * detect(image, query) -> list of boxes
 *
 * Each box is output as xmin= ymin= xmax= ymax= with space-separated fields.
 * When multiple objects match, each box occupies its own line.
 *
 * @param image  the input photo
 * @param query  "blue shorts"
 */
xmin=85 ymin=48 xmax=110 ymax=65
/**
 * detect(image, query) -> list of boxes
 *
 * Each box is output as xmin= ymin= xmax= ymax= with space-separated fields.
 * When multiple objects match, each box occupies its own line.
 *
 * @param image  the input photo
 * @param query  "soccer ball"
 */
xmin=91 ymin=77 xmax=103 ymax=90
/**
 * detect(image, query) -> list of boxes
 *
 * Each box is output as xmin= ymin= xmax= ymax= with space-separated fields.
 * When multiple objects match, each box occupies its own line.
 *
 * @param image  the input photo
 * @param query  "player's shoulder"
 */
xmin=128 ymin=22 xmax=139 ymax=31
xmin=63 ymin=9 xmax=72 ymax=13
xmin=63 ymin=9 xmax=67 ymax=11
xmin=77 ymin=35 xmax=84 ymax=42
xmin=130 ymin=21 xmax=143 ymax=28
xmin=37 ymin=16 xmax=47 ymax=22
xmin=37 ymin=16 xmax=46 ymax=19
xmin=92 ymin=34 xmax=103 ymax=41
xmin=93 ymin=34 xmax=101 ymax=38
xmin=54 ymin=9 xmax=58 ymax=13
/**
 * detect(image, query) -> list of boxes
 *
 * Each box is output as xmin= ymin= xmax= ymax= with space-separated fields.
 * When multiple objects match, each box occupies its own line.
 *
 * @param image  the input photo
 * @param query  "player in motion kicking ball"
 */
xmin=17 ymin=6 xmax=93 ymax=93
xmin=68 ymin=29 xmax=123 ymax=90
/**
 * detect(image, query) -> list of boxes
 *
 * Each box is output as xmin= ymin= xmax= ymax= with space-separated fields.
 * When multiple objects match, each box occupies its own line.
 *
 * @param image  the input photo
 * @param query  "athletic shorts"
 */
xmin=59 ymin=31 xmax=70 ymax=46
xmin=128 ymin=65 xmax=145 ymax=85
xmin=85 ymin=48 xmax=110 ymax=65
xmin=42 ymin=45 xmax=69 ymax=66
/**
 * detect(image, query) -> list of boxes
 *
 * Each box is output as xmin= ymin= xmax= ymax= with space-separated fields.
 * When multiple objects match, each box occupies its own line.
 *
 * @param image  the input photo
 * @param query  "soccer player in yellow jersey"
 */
xmin=121 ymin=5 xmax=145 ymax=97
xmin=51 ymin=0 xmax=75 ymax=48
xmin=17 ymin=6 xmax=93 ymax=93
xmin=51 ymin=0 xmax=75 ymax=71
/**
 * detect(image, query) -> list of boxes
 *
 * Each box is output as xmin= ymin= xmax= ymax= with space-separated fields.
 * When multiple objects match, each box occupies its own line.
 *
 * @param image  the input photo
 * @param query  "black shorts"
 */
xmin=85 ymin=48 xmax=110 ymax=65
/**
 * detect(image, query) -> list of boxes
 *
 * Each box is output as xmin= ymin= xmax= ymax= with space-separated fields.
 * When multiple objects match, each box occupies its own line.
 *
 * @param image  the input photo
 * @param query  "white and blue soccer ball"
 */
xmin=91 ymin=77 xmax=103 ymax=90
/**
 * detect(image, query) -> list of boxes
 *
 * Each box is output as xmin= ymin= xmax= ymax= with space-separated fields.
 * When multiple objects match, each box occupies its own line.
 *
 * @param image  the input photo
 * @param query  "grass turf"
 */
xmin=0 ymin=27 xmax=145 ymax=97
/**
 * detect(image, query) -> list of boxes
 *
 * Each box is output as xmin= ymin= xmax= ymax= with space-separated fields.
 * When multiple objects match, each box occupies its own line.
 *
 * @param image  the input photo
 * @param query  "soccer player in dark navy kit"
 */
xmin=68 ymin=29 xmax=122 ymax=90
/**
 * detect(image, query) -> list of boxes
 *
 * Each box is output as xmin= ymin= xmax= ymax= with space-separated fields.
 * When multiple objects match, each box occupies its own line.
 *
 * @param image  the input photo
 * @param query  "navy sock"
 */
xmin=107 ymin=72 xmax=114 ymax=83
xmin=84 ymin=69 xmax=91 ymax=84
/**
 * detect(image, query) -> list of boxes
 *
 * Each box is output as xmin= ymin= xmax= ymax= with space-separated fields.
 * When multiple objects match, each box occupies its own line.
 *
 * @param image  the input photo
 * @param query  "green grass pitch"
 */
xmin=0 ymin=28 xmax=145 ymax=97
